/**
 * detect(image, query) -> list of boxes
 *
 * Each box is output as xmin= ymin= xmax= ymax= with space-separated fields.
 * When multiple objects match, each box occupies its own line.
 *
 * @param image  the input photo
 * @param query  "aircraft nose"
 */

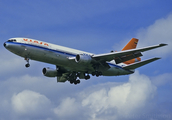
xmin=3 ymin=42 xmax=6 ymax=47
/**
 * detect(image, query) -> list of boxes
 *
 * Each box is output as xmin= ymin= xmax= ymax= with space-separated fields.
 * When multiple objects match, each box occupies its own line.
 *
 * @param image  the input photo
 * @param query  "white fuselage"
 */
xmin=4 ymin=38 xmax=133 ymax=76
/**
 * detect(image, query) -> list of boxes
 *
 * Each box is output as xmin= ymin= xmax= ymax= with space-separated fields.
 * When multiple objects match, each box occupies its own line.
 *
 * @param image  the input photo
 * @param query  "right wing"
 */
xmin=93 ymin=43 xmax=167 ymax=63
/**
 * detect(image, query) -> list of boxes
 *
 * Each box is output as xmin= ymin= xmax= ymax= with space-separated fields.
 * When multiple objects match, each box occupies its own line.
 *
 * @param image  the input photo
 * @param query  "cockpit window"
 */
xmin=8 ymin=39 xmax=16 ymax=42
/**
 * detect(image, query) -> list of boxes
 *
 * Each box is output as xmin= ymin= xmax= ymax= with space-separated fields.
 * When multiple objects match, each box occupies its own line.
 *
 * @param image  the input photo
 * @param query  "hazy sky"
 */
xmin=0 ymin=0 xmax=172 ymax=120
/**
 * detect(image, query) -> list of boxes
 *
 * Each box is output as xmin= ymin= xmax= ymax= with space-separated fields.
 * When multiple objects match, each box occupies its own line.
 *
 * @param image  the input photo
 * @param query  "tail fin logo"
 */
xmin=134 ymin=41 xmax=138 ymax=44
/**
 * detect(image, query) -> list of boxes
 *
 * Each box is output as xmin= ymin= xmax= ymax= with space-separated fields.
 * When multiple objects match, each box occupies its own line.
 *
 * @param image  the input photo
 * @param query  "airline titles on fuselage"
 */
xmin=23 ymin=38 xmax=49 ymax=46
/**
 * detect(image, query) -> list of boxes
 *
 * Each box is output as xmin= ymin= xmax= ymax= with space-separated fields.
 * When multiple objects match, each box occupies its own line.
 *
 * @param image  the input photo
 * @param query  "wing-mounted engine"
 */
xmin=42 ymin=67 xmax=61 ymax=77
xmin=75 ymin=54 xmax=93 ymax=64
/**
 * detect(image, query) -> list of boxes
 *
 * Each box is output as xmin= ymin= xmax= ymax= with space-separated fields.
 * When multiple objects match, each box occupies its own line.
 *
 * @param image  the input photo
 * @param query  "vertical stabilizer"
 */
xmin=122 ymin=38 xmax=138 ymax=50
xmin=122 ymin=38 xmax=141 ymax=64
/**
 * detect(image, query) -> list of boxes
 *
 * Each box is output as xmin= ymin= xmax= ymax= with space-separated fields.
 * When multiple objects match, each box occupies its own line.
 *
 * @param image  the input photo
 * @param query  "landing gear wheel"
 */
xmin=70 ymin=80 xmax=74 ymax=84
xmin=95 ymin=71 xmax=99 ymax=77
xmin=98 ymin=72 xmax=102 ymax=76
xmin=74 ymin=81 xmax=78 ymax=85
xmin=68 ymin=72 xmax=81 ymax=85
xmin=92 ymin=72 xmax=96 ymax=76
xmin=93 ymin=71 xmax=102 ymax=77
xmin=70 ymin=79 xmax=80 ymax=85
xmin=76 ymin=80 xmax=80 ymax=84
xmin=25 ymin=58 xmax=30 ymax=68
xmin=25 ymin=63 xmax=30 ymax=68
xmin=85 ymin=75 xmax=90 ymax=80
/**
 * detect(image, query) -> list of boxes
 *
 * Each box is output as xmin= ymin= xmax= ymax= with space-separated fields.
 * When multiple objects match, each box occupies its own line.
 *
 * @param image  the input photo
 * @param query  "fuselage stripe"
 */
xmin=107 ymin=63 xmax=134 ymax=73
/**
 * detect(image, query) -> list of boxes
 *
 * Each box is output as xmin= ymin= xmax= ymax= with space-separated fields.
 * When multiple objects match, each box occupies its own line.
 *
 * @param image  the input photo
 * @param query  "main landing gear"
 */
xmin=68 ymin=72 xmax=91 ymax=85
xmin=68 ymin=72 xmax=81 ymax=85
xmin=92 ymin=71 xmax=102 ymax=77
xmin=25 ymin=58 xmax=30 ymax=68
xmin=84 ymin=74 xmax=90 ymax=80
xmin=70 ymin=79 xmax=80 ymax=85
xmin=68 ymin=71 xmax=102 ymax=85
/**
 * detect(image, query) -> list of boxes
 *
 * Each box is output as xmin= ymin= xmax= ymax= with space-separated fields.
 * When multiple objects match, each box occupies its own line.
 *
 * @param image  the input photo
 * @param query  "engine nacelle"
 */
xmin=42 ymin=67 xmax=57 ymax=77
xmin=75 ymin=54 xmax=92 ymax=64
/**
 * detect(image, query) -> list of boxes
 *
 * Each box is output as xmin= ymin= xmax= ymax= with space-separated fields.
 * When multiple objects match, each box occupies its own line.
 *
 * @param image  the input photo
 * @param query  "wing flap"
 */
xmin=123 ymin=57 xmax=160 ymax=70
xmin=93 ymin=43 xmax=167 ymax=62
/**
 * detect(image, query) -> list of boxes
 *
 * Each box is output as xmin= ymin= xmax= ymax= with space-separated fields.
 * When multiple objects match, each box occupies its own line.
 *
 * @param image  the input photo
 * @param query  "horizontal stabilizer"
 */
xmin=123 ymin=57 xmax=161 ymax=70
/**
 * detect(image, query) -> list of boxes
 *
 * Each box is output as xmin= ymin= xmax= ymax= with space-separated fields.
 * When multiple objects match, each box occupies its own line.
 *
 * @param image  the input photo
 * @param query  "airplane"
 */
xmin=3 ymin=38 xmax=167 ymax=85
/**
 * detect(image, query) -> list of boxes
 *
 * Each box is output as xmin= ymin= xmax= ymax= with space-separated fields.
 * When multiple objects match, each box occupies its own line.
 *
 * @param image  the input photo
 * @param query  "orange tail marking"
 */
xmin=122 ymin=38 xmax=141 ymax=64
xmin=122 ymin=38 xmax=138 ymax=50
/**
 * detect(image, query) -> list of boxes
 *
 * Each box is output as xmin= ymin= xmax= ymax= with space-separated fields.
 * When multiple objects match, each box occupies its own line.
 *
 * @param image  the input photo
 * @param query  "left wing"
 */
xmin=93 ymin=43 xmax=167 ymax=63
xmin=123 ymin=57 xmax=160 ymax=70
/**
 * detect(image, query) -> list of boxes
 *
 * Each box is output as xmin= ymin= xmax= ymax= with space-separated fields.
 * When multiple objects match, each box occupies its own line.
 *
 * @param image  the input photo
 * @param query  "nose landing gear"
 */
xmin=25 ymin=58 xmax=30 ymax=68
xmin=25 ymin=63 xmax=30 ymax=68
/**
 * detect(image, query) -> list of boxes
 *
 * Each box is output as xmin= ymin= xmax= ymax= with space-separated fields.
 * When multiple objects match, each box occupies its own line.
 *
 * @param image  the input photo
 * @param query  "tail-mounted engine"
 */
xmin=75 ymin=54 xmax=92 ymax=64
xmin=42 ymin=67 xmax=59 ymax=77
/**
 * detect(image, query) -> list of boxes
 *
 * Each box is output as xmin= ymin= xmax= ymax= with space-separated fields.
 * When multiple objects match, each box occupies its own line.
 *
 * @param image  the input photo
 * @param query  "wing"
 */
xmin=123 ymin=57 xmax=160 ymax=70
xmin=93 ymin=43 xmax=167 ymax=63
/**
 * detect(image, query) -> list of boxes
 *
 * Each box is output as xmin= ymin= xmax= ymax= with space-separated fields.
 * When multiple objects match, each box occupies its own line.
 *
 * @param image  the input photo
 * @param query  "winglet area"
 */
xmin=159 ymin=43 xmax=168 ymax=47
xmin=123 ymin=57 xmax=160 ymax=70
